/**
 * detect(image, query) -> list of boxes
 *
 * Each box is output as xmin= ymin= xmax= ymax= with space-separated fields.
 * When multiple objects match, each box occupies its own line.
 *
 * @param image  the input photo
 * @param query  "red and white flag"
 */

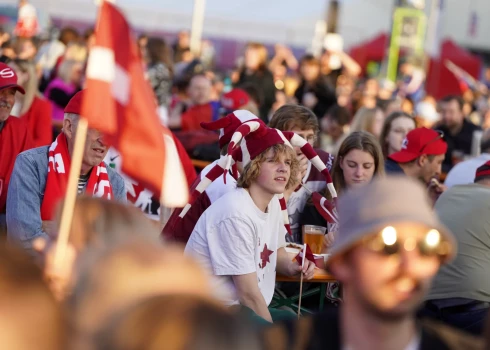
xmin=81 ymin=1 xmax=188 ymax=207
xmin=312 ymin=192 xmax=338 ymax=224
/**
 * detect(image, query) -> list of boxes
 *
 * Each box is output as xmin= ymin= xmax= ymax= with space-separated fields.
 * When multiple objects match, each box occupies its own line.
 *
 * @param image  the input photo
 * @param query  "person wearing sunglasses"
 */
xmin=264 ymin=177 xmax=482 ymax=349
xmin=385 ymin=127 xmax=448 ymax=204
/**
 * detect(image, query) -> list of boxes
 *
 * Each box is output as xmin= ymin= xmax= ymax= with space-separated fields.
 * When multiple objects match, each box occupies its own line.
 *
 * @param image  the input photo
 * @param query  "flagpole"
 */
xmin=190 ymin=0 xmax=206 ymax=56
xmin=53 ymin=118 xmax=88 ymax=269
xmin=297 ymin=243 xmax=307 ymax=319
xmin=53 ymin=0 xmax=109 ymax=268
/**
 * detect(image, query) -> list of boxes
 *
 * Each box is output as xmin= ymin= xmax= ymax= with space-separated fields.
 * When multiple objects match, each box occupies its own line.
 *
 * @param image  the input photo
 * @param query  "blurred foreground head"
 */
xmin=94 ymin=294 xmax=262 ymax=350
xmin=0 ymin=245 xmax=66 ymax=350
xmin=64 ymin=196 xmax=161 ymax=250
xmin=69 ymin=240 xmax=213 ymax=349
xmin=37 ymin=197 xmax=161 ymax=301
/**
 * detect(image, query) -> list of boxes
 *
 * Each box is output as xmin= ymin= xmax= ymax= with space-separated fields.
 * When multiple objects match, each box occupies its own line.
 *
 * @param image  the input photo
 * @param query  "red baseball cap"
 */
xmin=64 ymin=90 xmax=84 ymax=115
xmin=0 ymin=62 xmax=25 ymax=94
xmin=221 ymin=89 xmax=249 ymax=111
xmin=389 ymin=127 xmax=448 ymax=163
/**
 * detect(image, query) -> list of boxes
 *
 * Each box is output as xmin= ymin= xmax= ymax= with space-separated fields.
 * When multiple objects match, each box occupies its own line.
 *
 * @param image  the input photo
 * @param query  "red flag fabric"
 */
xmin=81 ymin=1 xmax=188 ymax=207
xmin=294 ymin=244 xmax=315 ymax=266
xmin=312 ymin=192 xmax=338 ymax=224
xmin=294 ymin=244 xmax=326 ymax=269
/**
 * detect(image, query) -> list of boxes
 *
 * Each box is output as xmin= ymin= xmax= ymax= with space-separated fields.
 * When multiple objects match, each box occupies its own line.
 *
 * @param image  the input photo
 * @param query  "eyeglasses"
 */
xmin=419 ymin=130 xmax=444 ymax=154
xmin=362 ymin=226 xmax=451 ymax=259
xmin=296 ymin=133 xmax=317 ymax=145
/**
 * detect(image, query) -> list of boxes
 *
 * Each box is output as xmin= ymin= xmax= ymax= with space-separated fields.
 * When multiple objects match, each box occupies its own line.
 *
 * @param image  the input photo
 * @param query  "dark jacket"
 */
xmin=294 ymin=77 xmax=337 ymax=119
xmin=263 ymin=308 xmax=483 ymax=350
xmin=385 ymin=158 xmax=406 ymax=175
xmin=436 ymin=119 xmax=481 ymax=174
xmin=237 ymin=69 xmax=276 ymax=122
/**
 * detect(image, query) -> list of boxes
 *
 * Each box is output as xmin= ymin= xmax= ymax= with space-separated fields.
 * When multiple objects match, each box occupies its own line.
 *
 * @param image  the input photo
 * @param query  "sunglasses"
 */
xmin=419 ymin=130 xmax=444 ymax=154
xmin=362 ymin=226 xmax=451 ymax=259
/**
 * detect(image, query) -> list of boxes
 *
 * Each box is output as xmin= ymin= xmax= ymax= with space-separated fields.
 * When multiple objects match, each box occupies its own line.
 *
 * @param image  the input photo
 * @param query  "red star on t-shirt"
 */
xmin=259 ymin=244 xmax=274 ymax=269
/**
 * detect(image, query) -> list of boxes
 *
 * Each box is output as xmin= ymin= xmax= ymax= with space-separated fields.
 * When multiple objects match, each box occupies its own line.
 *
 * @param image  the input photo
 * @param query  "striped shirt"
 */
xmin=78 ymin=173 xmax=90 ymax=194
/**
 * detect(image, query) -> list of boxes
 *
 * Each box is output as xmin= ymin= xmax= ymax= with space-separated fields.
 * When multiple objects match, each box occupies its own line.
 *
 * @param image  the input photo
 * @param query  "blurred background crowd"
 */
xmin=2 ymin=0 xmax=490 ymax=349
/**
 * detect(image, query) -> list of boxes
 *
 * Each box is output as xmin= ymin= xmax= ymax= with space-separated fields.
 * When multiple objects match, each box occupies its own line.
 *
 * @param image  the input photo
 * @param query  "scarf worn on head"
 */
xmin=40 ymin=133 xmax=113 ymax=220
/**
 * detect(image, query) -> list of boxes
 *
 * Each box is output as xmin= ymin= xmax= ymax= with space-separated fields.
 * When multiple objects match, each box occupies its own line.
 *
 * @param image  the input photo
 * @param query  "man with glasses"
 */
xmin=265 ymin=176 xmax=481 ymax=349
xmin=385 ymin=127 xmax=447 ymax=204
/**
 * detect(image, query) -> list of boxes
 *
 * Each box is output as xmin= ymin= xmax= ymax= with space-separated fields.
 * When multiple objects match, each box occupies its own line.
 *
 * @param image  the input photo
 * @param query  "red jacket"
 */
xmin=20 ymin=96 xmax=53 ymax=148
xmin=0 ymin=117 xmax=33 ymax=213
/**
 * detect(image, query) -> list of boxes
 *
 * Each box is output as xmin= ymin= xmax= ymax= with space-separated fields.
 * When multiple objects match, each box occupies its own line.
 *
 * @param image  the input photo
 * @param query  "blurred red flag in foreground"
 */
xmin=81 ymin=1 xmax=188 ymax=207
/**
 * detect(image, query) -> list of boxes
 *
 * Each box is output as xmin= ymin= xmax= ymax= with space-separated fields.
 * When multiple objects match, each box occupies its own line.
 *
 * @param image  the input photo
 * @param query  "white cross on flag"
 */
xmin=81 ymin=1 xmax=188 ymax=207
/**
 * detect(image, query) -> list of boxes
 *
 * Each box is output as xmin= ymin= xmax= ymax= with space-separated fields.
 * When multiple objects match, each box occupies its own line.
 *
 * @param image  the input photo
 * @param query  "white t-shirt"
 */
xmin=185 ymin=188 xmax=286 ymax=306
xmin=444 ymin=153 xmax=490 ymax=188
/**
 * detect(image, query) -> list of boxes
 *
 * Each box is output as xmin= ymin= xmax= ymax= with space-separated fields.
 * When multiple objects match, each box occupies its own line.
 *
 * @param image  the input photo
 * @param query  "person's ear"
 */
xmin=417 ymin=154 xmax=427 ymax=167
xmin=63 ymin=118 xmax=74 ymax=139
xmin=339 ymin=156 xmax=344 ymax=170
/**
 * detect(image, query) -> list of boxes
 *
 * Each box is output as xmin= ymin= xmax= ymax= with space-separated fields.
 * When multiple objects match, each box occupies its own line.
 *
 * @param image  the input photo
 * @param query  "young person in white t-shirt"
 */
xmin=163 ymin=110 xmax=261 ymax=243
xmin=185 ymin=142 xmax=317 ymax=323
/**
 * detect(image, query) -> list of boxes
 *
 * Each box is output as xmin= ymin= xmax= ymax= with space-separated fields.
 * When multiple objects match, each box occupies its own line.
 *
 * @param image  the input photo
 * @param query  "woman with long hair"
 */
xmin=9 ymin=58 xmax=52 ymax=146
xmin=350 ymin=106 xmax=385 ymax=138
xmin=300 ymin=131 xmax=385 ymax=238
xmin=379 ymin=111 xmax=416 ymax=159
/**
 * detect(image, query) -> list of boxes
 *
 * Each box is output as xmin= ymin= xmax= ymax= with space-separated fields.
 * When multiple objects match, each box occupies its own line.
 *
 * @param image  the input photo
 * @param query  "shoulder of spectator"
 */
xmin=105 ymin=165 xmax=127 ymax=202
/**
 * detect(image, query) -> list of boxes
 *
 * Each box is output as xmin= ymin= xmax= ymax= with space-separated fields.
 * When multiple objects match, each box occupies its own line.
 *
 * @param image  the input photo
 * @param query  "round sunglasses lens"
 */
xmin=383 ymin=241 xmax=400 ymax=255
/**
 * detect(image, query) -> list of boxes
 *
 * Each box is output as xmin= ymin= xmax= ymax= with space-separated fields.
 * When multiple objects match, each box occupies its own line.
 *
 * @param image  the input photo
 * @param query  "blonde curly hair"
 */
xmin=237 ymin=144 xmax=300 ymax=190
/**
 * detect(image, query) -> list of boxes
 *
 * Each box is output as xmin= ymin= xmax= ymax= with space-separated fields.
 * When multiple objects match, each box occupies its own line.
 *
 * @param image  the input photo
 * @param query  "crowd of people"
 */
xmin=2 ymin=3 xmax=490 ymax=348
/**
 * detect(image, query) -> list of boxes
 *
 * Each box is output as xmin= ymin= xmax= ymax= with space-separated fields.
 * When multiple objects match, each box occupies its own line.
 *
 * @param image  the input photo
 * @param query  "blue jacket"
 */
xmin=385 ymin=158 xmax=406 ymax=175
xmin=6 ymin=146 xmax=126 ymax=250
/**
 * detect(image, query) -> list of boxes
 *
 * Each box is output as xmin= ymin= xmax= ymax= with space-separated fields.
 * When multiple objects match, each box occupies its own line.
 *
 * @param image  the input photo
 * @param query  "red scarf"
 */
xmin=40 ymin=133 xmax=113 ymax=220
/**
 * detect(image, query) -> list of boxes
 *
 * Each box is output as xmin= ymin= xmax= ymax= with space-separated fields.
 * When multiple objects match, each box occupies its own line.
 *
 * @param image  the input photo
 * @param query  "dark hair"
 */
xmin=441 ymin=95 xmax=464 ymax=111
xmin=94 ymin=295 xmax=261 ymax=350
xmin=83 ymin=28 xmax=94 ymax=41
xmin=138 ymin=33 xmax=148 ymax=42
xmin=300 ymin=54 xmax=320 ymax=67
xmin=325 ymin=104 xmax=351 ymax=126
xmin=269 ymin=104 xmax=319 ymax=133
xmin=238 ymin=82 xmax=262 ymax=107
xmin=146 ymin=37 xmax=172 ymax=72
xmin=379 ymin=111 xmax=416 ymax=158
xmin=1 ymin=40 xmax=12 ymax=49
xmin=59 ymin=27 xmax=79 ymax=46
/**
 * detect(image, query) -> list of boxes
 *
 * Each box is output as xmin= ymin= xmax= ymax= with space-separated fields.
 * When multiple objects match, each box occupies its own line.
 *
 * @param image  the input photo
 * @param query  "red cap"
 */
xmin=64 ymin=90 xmax=84 ymax=115
xmin=389 ymin=127 xmax=448 ymax=163
xmin=220 ymin=89 xmax=249 ymax=111
xmin=0 ymin=63 xmax=25 ymax=94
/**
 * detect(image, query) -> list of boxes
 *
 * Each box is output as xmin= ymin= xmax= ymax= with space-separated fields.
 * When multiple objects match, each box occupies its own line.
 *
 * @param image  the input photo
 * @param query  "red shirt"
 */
xmin=0 ymin=117 xmax=33 ymax=213
xmin=181 ymin=104 xmax=213 ymax=132
xmin=20 ymin=96 xmax=53 ymax=148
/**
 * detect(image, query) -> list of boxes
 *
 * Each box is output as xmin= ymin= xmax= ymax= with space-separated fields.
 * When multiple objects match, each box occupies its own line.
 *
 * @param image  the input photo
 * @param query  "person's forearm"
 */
xmin=239 ymin=293 xmax=272 ymax=322
xmin=276 ymin=247 xmax=294 ymax=277
xmin=339 ymin=52 xmax=361 ymax=77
